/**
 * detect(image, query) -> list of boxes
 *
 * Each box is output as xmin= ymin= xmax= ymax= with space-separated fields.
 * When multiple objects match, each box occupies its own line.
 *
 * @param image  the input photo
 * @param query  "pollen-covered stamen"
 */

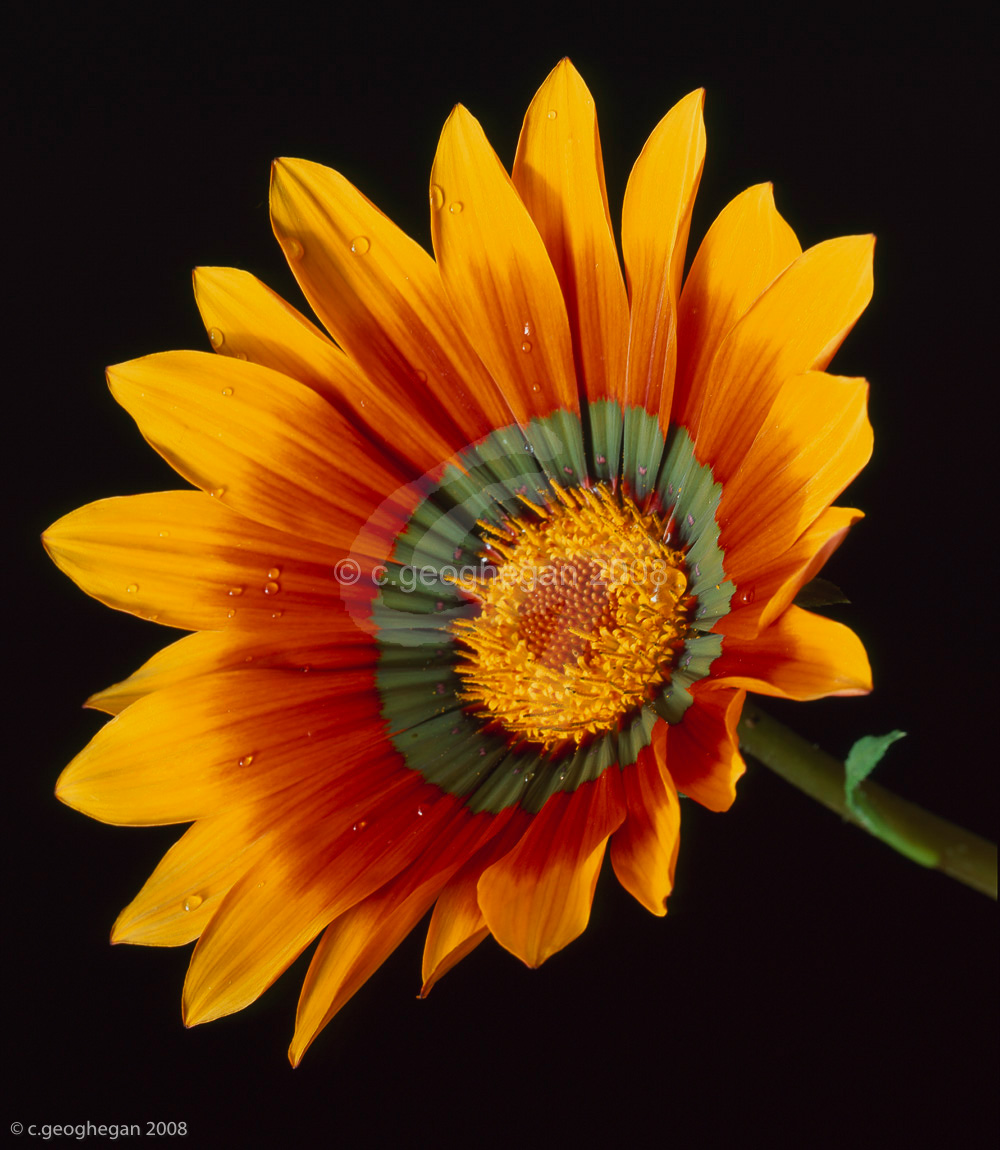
xmin=450 ymin=485 xmax=694 ymax=746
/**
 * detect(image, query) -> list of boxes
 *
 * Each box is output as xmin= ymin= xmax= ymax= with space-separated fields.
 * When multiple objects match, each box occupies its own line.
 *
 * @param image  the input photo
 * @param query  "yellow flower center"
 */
xmin=450 ymin=485 xmax=693 ymax=746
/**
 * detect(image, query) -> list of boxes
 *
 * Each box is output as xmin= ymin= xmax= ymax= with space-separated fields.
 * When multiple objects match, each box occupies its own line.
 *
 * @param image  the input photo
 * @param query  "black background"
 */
xmin=10 ymin=3 xmax=996 ymax=1146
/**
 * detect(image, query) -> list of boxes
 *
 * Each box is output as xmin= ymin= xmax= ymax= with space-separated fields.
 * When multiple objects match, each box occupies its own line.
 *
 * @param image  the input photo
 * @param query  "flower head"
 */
xmin=43 ymin=60 xmax=873 ymax=1063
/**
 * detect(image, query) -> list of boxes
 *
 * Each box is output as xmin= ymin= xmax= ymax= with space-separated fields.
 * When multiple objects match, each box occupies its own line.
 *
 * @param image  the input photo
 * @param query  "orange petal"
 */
xmin=42 ymin=491 xmax=348 ymax=632
xmin=193 ymin=265 xmax=344 ymax=388
xmin=420 ymin=807 xmax=532 ymax=995
xmin=430 ymin=105 xmax=581 ymax=436
xmin=610 ymin=739 xmax=681 ymax=916
xmin=108 ymin=351 xmax=415 ymax=559
xmin=674 ymin=183 xmax=801 ymax=430
xmin=512 ymin=60 xmax=628 ymax=409
xmin=665 ymin=686 xmax=747 ymax=812
xmin=182 ymin=776 xmax=455 ymax=1025
xmin=477 ymin=768 xmax=626 ymax=967
xmin=269 ymin=160 xmax=513 ymax=452
xmin=56 ymin=669 xmax=386 ymax=825
xmin=712 ymin=606 xmax=872 ymax=700
xmin=693 ymin=234 xmax=874 ymax=482
xmin=716 ymin=505 xmax=863 ymax=642
xmin=290 ymin=806 xmax=508 ymax=1064
xmin=86 ymin=621 xmax=374 ymax=715
xmin=112 ymin=809 xmax=270 ymax=947
xmin=719 ymin=373 xmax=873 ymax=584
xmin=622 ymin=89 xmax=705 ymax=421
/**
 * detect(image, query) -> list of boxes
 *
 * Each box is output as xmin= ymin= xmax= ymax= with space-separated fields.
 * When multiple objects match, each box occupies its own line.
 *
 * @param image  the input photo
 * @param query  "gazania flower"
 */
xmin=44 ymin=59 xmax=873 ymax=1064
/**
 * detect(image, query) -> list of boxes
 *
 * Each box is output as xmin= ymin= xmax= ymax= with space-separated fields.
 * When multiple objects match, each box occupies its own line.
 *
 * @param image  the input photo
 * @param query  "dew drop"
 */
xmin=285 ymin=237 xmax=304 ymax=260
xmin=350 ymin=235 xmax=371 ymax=255
xmin=417 ymin=806 xmax=425 ymax=817
xmin=221 ymin=386 xmax=233 ymax=397
xmin=547 ymin=109 xmax=558 ymax=120
xmin=228 ymin=585 xmax=244 ymax=597
xmin=448 ymin=201 xmax=464 ymax=214
xmin=267 ymin=567 xmax=281 ymax=580
xmin=243 ymin=655 xmax=254 ymax=663
xmin=270 ymin=610 xmax=283 ymax=619
xmin=211 ymin=486 xmax=226 ymax=499
xmin=158 ymin=529 xmax=170 ymax=538
xmin=226 ymin=609 xmax=236 ymax=619
xmin=183 ymin=894 xmax=203 ymax=912
xmin=264 ymin=581 xmax=280 ymax=595
xmin=531 ymin=383 xmax=540 ymax=391
xmin=415 ymin=369 xmax=428 ymax=383
xmin=125 ymin=583 xmax=138 ymax=594
xmin=238 ymin=753 xmax=255 ymax=767
xmin=430 ymin=183 xmax=445 ymax=210
xmin=738 ymin=586 xmax=756 ymax=606
xmin=208 ymin=327 xmax=224 ymax=348
xmin=521 ymin=340 xmax=532 ymax=353
xmin=235 ymin=351 xmax=248 ymax=361
xmin=353 ymin=819 xmax=368 ymax=832
xmin=596 ymin=454 xmax=607 ymax=465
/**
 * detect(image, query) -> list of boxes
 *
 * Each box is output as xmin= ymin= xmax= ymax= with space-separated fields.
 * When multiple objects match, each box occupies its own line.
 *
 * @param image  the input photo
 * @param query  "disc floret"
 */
xmin=450 ymin=485 xmax=694 ymax=746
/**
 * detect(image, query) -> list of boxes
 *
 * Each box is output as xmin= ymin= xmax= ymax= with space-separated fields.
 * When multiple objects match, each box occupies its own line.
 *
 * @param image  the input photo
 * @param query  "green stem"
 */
xmin=737 ymin=702 xmax=997 ymax=900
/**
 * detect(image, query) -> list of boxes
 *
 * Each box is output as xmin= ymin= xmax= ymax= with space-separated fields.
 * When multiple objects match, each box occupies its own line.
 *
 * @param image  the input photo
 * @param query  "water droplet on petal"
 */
xmin=353 ymin=819 xmax=368 ymax=831
xmin=158 ymin=530 xmax=170 ymax=537
xmin=238 ymin=753 xmax=255 ymax=767
xmin=350 ymin=235 xmax=371 ymax=255
xmin=547 ymin=109 xmax=558 ymax=120
xmin=415 ymin=369 xmax=428 ymax=383
xmin=285 ymin=237 xmax=304 ymax=260
xmin=208 ymin=327 xmax=224 ymax=348
xmin=738 ymin=586 xmax=756 ymax=606
xmin=521 ymin=340 xmax=532 ymax=353
xmin=596 ymin=454 xmax=607 ymax=465
xmin=221 ymin=387 xmax=233 ymax=397
xmin=235 ymin=351 xmax=248 ymax=361
xmin=270 ymin=609 xmax=283 ymax=619
xmin=211 ymin=486 xmax=226 ymax=499
xmin=183 ymin=894 xmax=203 ymax=912
xmin=228 ymin=585 xmax=244 ymax=597
xmin=448 ymin=201 xmax=464 ymax=214
xmin=430 ymin=184 xmax=445 ymax=210
xmin=126 ymin=583 xmax=138 ymax=594
xmin=267 ymin=567 xmax=281 ymax=580
xmin=264 ymin=581 xmax=280 ymax=595
xmin=226 ymin=609 xmax=236 ymax=619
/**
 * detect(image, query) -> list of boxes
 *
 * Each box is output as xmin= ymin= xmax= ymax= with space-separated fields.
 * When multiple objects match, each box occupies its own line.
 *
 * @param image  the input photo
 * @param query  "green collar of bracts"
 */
xmin=372 ymin=404 xmax=733 ymax=815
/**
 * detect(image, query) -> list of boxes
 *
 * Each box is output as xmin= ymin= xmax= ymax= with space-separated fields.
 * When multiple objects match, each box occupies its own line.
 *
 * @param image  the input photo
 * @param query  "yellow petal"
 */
xmin=674 ymin=183 xmax=801 ymax=428
xmin=56 ymin=669 xmax=386 ymax=825
xmin=112 ymin=810 xmax=270 ymax=946
xmin=693 ymin=234 xmax=875 ymax=481
xmin=622 ymin=89 xmax=705 ymax=421
xmin=716 ymin=505 xmax=864 ymax=641
xmin=512 ymin=60 xmax=628 ymax=408
xmin=713 ymin=607 xmax=873 ymax=700
xmin=290 ymin=806 xmax=500 ymax=1064
xmin=477 ymin=770 xmax=625 ymax=968
xmin=108 ymin=351 xmax=415 ymax=557
xmin=86 ymin=622 xmax=374 ymax=715
xmin=610 ymin=742 xmax=681 ymax=916
xmin=430 ymin=105 xmax=581 ymax=434
xmin=43 ymin=491 xmax=346 ymax=632
xmin=719 ymin=372 xmax=873 ymax=584
xmin=269 ymin=158 xmax=511 ymax=449
xmin=182 ymin=775 xmax=449 ymax=1025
